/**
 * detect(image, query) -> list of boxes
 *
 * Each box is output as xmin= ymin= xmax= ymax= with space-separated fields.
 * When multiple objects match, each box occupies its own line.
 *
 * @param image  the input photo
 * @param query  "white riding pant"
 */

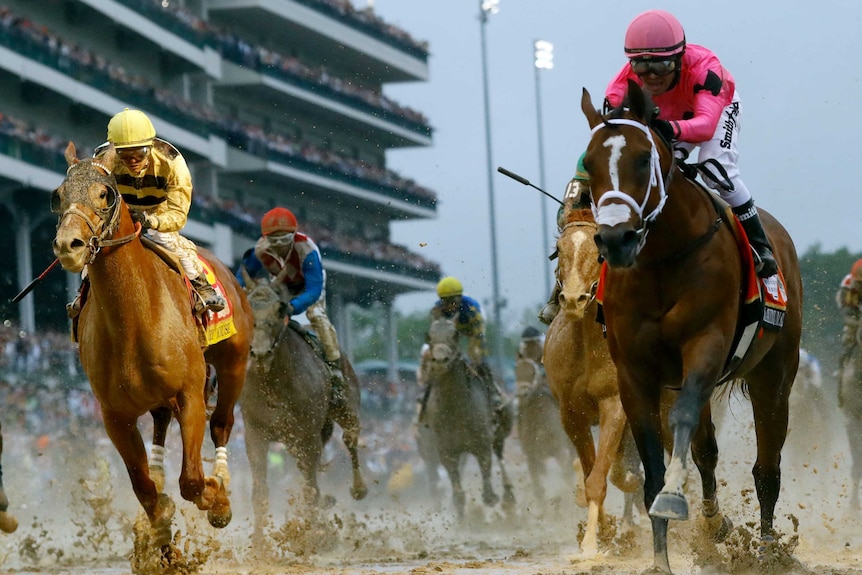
xmin=674 ymin=90 xmax=751 ymax=209
xmin=303 ymin=287 xmax=341 ymax=363
xmin=145 ymin=230 xmax=203 ymax=279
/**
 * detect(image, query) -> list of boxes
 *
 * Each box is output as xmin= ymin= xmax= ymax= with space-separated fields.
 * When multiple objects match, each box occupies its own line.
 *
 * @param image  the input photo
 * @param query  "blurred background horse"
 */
xmin=422 ymin=314 xmax=515 ymax=518
xmin=240 ymin=273 xmax=367 ymax=539
xmin=513 ymin=327 xmax=578 ymax=504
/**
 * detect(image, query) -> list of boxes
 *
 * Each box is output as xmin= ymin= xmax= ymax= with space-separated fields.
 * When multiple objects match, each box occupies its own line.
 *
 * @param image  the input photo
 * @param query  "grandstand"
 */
xmin=0 ymin=0 xmax=439 ymax=360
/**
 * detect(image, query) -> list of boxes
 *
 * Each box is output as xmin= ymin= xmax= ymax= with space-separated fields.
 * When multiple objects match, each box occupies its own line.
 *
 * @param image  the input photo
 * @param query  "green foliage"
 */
xmin=798 ymin=244 xmax=861 ymax=375
xmin=355 ymin=245 xmax=859 ymax=384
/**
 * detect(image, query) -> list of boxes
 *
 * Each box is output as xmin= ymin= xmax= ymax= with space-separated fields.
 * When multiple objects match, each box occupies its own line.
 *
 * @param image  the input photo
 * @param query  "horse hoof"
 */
xmin=321 ymin=494 xmax=337 ymax=509
xmin=483 ymin=492 xmax=500 ymax=507
xmin=713 ymin=515 xmax=733 ymax=543
xmin=649 ymin=492 xmax=689 ymax=520
xmin=351 ymin=484 xmax=369 ymax=501
xmin=207 ymin=505 xmax=232 ymax=529
xmin=0 ymin=512 xmax=17 ymax=533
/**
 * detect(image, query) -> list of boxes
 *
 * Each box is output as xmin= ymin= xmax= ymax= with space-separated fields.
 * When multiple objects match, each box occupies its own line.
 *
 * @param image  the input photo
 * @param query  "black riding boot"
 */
xmin=733 ymin=199 xmax=778 ymax=278
xmin=538 ymin=283 xmax=561 ymax=326
xmin=191 ymin=275 xmax=226 ymax=313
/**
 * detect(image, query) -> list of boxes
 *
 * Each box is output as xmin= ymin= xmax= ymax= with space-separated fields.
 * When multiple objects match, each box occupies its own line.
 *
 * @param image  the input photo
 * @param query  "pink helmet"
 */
xmin=624 ymin=10 xmax=686 ymax=59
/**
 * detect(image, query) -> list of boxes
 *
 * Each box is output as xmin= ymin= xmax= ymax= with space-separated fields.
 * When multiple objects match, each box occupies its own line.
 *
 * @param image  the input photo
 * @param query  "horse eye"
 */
xmin=50 ymin=190 xmax=61 ymax=213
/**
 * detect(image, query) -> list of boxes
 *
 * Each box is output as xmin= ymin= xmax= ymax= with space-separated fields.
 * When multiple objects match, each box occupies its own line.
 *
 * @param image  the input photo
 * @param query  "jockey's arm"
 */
xmin=286 ymin=251 xmax=324 ymax=315
xmin=151 ymin=155 xmax=193 ymax=233
xmin=235 ymin=249 xmax=263 ymax=287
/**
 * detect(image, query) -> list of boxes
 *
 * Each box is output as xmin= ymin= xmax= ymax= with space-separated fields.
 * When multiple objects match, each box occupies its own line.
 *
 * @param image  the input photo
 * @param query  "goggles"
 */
xmin=116 ymin=146 xmax=151 ymax=163
xmin=267 ymin=232 xmax=295 ymax=247
xmin=630 ymin=58 xmax=678 ymax=77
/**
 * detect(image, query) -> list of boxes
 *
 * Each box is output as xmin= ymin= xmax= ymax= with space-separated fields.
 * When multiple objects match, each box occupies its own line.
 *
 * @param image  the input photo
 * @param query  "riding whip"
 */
xmin=497 ymin=166 xmax=563 ymax=206
xmin=11 ymin=258 xmax=59 ymax=303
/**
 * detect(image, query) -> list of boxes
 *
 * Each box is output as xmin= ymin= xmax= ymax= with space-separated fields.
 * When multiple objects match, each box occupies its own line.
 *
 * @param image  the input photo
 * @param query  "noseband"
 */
xmin=590 ymin=118 xmax=673 ymax=255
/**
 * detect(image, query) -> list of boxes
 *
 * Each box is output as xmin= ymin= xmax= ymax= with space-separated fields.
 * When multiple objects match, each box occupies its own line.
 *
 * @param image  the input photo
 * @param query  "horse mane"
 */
xmin=565 ymin=208 xmax=595 ymax=224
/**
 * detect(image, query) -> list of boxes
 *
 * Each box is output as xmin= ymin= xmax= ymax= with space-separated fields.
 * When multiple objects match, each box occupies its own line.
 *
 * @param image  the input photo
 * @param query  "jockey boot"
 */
xmin=191 ymin=275 xmax=226 ymax=313
xmin=477 ymin=363 xmax=504 ymax=417
xmin=538 ymin=283 xmax=561 ymax=326
xmin=66 ymin=278 xmax=89 ymax=319
xmin=66 ymin=294 xmax=82 ymax=319
xmin=326 ymin=360 xmax=347 ymax=408
xmin=733 ymin=200 xmax=778 ymax=278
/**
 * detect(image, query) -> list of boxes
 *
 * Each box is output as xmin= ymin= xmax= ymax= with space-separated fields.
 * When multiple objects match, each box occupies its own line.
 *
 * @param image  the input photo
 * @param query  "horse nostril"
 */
xmin=558 ymin=293 xmax=567 ymax=306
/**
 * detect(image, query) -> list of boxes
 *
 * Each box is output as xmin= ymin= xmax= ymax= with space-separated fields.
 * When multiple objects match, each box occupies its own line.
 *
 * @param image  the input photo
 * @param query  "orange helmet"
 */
xmin=851 ymin=259 xmax=862 ymax=281
xmin=261 ymin=207 xmax=297 ymax=236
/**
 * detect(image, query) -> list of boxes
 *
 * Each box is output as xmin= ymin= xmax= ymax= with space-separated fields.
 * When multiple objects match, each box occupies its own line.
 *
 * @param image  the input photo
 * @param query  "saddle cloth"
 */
xmin=72 ymin=243 xmax=236 ymax=348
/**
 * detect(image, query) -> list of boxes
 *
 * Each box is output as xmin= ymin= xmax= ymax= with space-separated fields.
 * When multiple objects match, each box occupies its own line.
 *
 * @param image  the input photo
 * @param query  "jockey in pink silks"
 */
xmin=603 ymin=9 xmax=777 ymax=278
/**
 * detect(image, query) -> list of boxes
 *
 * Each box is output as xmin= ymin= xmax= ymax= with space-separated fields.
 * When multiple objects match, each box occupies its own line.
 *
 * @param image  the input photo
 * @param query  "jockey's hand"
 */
xmin=131 ymin=211 xmax=159 ymax=230
xmin=284 ymin=302 xmax=295 ymax=316
xmin=650 ymin=119 xmax=676 ymax=143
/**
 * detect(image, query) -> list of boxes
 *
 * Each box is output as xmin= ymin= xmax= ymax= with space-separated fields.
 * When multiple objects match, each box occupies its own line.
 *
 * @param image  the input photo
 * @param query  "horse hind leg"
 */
xmin=334 ymin=409 xmax=368 ymax=501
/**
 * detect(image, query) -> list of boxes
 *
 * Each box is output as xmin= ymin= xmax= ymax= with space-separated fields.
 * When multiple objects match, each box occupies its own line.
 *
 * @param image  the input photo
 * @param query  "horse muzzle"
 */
xmin=594 ymin=225 xmax=640 ymax=268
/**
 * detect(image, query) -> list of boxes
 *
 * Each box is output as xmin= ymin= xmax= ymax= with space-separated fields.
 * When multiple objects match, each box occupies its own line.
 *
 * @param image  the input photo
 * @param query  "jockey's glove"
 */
xmin=650 ymin=119 xmax=676 ymax=144
xmin=132 ymin=211 xmax=159 ymax=230
xmin=284 ymin=302 xmax=295 ymax=316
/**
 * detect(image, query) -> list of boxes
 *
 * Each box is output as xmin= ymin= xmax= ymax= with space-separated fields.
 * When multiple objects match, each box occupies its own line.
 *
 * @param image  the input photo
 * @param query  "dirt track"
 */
xmin=3 ymin=387 xmax=862 ymax=575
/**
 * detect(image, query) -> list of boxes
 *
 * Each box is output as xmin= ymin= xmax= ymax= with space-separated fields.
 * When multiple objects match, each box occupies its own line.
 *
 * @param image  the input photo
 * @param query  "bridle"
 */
xmin=54 ymin=160 xmax=141 ymax=265
xmin=589 ymin=118 xmax=672 ymax=257
xmin=557 ymin=218 xmax=600 ymax=304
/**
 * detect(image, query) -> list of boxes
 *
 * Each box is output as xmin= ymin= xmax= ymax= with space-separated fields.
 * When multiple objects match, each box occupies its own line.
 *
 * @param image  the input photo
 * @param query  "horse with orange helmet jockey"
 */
xmin=236 ymin=207 xmax=348 ymax=406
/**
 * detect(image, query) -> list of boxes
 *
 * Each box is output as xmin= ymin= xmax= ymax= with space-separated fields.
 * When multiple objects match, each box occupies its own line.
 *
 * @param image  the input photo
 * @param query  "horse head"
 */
xmin=580 ymin=81 xmax=673 ymax=268
xmin=555 ymin=206 xmax=600 ymax=319
xmin=241 ymin=269 xmax=284 ymax=371
xmin=426 ymin=315 xmax=462 ymax=377
xmin=51 ymin=142 xmax=132 ymax=273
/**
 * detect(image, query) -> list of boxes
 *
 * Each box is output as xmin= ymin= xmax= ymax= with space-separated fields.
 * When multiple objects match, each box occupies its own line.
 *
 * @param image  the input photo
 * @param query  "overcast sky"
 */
xmin=371 ymin=0 xmax=862 ymax=324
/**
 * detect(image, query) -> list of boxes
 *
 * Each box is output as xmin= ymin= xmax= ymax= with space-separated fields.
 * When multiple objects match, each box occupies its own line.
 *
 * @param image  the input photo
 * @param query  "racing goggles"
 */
xmin=116 ymin=146 xmax=151 ymax=163
xmin=267 ymin=232 xmax=295 ymax=247
xmin=630 ymin=58 xmax=678 ymax=77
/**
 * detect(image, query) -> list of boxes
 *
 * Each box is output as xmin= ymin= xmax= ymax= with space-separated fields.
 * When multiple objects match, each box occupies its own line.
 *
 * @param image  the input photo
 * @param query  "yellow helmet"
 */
xmin=107 ymin=109 xmax=156 ymax=149
xmin=436 ymin=276 xmax=463 ymax=298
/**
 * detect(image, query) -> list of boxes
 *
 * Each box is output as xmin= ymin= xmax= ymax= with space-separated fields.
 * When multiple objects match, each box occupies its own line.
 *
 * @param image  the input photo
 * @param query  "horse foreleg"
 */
xmin=580 ymin=397 xmax=628 ymax=557
xmin=477 ymin=449 xmax=499 ymax=508
xmin=243 ymin=422 xmax=271 ymax=540
xmin=103 ymin=412 xmax=165 ymax=525
xmin=149 ymin=407 xmax=172 ymax=494
xmin=619 ymin=377 xmax=671 ymax=573
xmin=441 ymin=453 xmax=466 ymax=519
xmin=173 ymin=392 xmax=213 ymax=512
xmin=651 ymin=370 xmax=718 ymax=522
xmin=690 ymin=405 xmax=732 ymax=542
xmin=0 ymin=426 xmax=16 ymax=533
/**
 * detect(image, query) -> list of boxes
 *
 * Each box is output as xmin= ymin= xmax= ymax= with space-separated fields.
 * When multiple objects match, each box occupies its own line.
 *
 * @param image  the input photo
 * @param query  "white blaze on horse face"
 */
xmin=595 ymin=134 xmax=634 ymax=227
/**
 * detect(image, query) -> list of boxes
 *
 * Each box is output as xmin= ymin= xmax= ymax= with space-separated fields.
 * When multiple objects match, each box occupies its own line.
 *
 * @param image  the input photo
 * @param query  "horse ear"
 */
xmin=581 ymin=88 xmax=602 ymax=129
xmin=98 ymin=144 xmax=118 ymax=171
xmin=240 ymin=265 xmax=254 ymax=292
xmin=64 ymin=142 xmax=79 ymax=167
xmin=626 ymin=79 xmax=649 ymax=121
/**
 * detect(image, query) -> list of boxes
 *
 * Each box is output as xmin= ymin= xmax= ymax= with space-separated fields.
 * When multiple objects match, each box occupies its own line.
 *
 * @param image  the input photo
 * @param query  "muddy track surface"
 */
xmin=2 ymin=391 xmax=862 ymax=575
